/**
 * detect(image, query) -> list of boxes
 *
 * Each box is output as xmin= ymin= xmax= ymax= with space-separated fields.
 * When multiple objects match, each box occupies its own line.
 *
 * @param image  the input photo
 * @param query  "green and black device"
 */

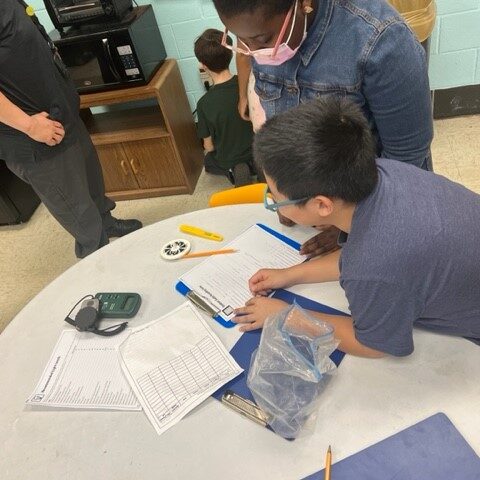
xmin=94 ymin=292 xmax=142 ymax=319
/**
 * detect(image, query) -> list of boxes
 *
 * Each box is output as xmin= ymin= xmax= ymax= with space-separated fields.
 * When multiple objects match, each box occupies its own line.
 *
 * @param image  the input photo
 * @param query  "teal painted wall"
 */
xmin=30 ymin=0 xmax=480 ymax=108
xmin=429 ymin=0 xmax=480 ymax=89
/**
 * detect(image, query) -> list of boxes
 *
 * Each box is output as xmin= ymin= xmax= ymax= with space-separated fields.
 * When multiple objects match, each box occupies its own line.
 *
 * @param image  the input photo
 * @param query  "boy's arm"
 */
xmin=235 ymin=297 xmax=385 ymax=358
xmin=202 ymin=136 xmax=214 ymax=152
xmin=249 ymin=249 xmax=341 ymax=294
xmin=0 ymin=90 xmax=65 ymax=146
xmin=236 ymin=52 xmax=251 ymax=121
xmin=291 ymin=249 xmax=341 ymax=284
xmin=311 ymin=311 xmax=385 ymax=357
xmin=196 ymin=102 xmax=214 ymax=153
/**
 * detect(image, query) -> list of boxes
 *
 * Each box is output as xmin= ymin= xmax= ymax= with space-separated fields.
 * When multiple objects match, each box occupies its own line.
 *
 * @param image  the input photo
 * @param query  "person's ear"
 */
xmin=312 ymin=195 xmax=334 ymax=218
xmin=302 ymin=0 xmax=314 ymax=14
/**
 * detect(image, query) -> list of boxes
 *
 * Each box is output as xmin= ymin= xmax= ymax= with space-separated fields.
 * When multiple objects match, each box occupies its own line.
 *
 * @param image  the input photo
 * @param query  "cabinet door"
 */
xmin=122 ymin=138 xmax=186 ymax=189
xmin=96 ymin=144 xmax=140 ymax=193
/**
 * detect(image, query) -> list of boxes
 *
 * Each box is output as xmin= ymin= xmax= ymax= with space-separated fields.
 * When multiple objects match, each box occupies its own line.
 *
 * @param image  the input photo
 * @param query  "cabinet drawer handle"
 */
xmin=130 ymin=158 xmax=140 ymax=175
xmin=120 ymin=160 xmax=129 ymax=176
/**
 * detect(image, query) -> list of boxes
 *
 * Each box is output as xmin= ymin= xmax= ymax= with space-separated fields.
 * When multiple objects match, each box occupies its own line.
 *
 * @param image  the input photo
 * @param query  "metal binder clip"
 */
xmin=186 ymin=290 xmax=219 ymax=318
xmin=221 ymin=390 xmax=269 ymax=427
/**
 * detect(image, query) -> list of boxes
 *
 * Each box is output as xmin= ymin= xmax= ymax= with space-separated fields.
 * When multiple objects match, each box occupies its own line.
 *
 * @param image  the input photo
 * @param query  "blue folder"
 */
xmin=212 ymin=289 xmax=347 ymax=403
xmin=175 ymin=223 xmax=305 ymax=328
xmin=303 ymin=413 xmax=480 ymax=480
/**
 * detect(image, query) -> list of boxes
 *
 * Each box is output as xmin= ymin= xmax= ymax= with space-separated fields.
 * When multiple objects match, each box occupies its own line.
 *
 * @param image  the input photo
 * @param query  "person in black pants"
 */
xmin=0 ymin=0 xmax=142 ymax=258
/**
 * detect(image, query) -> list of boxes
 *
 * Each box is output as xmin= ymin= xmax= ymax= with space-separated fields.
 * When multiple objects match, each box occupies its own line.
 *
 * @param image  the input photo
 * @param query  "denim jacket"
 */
xmin=252 ymin=0 xmax=433 ymax=169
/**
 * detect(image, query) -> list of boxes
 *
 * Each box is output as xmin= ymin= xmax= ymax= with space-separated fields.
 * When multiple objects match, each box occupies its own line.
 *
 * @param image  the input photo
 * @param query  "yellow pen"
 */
xmin=179 ymin=224 xmax=223 ymax=242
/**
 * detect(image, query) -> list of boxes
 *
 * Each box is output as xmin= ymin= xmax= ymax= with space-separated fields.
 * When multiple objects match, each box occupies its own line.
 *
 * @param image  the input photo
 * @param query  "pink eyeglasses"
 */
xmin=220 ymin=3 xmax=294 ymax=58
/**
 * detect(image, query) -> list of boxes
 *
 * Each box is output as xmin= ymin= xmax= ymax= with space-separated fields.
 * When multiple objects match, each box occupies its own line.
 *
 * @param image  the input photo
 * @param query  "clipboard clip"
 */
xmin=221 ymin=390 xmax=269 ymax=427
xmin=186 ymin=290 xmax=219 ymax=318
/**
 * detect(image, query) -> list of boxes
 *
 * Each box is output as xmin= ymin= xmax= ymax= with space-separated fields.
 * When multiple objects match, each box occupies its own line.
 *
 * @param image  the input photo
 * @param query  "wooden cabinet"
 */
xmin=80 ymin=59 xmax=203 ymax=201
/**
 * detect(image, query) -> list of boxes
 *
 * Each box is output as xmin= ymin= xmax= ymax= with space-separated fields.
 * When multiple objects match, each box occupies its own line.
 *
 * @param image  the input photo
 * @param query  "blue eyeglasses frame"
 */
xmin=263 ymin=185 xmax=309 ymax=212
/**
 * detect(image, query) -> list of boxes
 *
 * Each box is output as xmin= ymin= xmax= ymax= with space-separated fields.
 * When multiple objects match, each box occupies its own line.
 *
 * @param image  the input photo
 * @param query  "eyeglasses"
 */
xmin=220 ymin=2 xmax=294 ymax=57
xmin=264 ymin=185 xmax=309 ymax=212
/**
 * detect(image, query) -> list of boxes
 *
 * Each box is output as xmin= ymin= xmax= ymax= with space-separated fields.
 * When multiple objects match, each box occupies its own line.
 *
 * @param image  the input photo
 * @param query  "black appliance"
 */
xmin=44 ymin=0 xmax=133 ymax=32
xmin=51 ymin=6 xmax=166 ymax=93
xmin=0 ymin=162 xmax=40 ymax=225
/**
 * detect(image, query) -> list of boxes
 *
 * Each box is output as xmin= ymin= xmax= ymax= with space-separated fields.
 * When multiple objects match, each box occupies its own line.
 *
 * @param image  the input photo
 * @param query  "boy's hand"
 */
xmin=300 ymin=225 xmax=341 ymax=258
xmin=249 ymin=268 xmax=296 ymax=296
xmin=233 ymin=297 xmax=288 ymax=332
xmin=238 ymin=96 xmax=250 ymax=121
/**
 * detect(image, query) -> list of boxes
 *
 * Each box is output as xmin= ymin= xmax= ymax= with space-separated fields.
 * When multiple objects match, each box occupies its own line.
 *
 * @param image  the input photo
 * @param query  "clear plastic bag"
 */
xmin=247 ymin=303 xmax=338 ymax=439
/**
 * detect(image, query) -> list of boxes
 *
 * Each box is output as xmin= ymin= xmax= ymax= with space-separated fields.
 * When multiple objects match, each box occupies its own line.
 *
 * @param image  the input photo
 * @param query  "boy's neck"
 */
xmin=331 ymin=202 xmax=356 ymax=234
xmin=210 ymin=69 xmax=233 ymax=86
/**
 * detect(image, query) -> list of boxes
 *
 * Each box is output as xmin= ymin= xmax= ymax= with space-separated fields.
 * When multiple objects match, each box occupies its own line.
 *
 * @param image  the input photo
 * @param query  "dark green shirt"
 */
xmin=196 ymin=75 xmax=253 ymax=170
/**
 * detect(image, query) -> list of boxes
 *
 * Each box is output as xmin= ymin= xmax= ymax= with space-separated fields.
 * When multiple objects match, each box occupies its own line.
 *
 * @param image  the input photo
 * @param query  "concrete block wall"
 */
xmin=429 ymin=0 xmax=480 ymax=89
xmin=29 ymin=0 xmax=480 ymax=106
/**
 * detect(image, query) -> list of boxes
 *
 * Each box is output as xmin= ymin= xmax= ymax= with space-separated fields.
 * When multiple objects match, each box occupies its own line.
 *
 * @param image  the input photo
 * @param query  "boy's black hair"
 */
xmin=253 ymin=97 xmax=378 ymax=204
xmin=194 ymin=29 xmax=233 ymax=73
xmin=212 ymin=0 xmax=292 ymax=18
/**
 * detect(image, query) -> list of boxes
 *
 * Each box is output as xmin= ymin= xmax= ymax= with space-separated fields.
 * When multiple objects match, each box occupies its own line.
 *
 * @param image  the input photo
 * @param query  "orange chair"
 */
xmin=208 ymin=183 xmax=267 ymax=207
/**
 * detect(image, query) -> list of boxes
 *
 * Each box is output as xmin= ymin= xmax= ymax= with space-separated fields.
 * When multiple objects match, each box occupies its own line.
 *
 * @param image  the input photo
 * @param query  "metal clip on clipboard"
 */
xmin=186 ymin=290 xmax=219 ymax=318
xmin=221 ymin=390 xmax=269 ymax=427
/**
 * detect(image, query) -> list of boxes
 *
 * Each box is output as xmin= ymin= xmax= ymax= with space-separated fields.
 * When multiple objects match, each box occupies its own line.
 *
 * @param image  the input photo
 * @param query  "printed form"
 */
xmin=26 ymin=329 xmax=140 ymax=410
xmin=179 ymin=224 xmax=305 ymax=320
xmin=118 ymin=303 xmax=242 ymax=435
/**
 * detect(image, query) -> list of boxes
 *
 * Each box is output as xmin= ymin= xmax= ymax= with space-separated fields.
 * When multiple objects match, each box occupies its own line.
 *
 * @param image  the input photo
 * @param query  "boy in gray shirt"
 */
xmin=233 ymin=97 xmax=480 ymax=358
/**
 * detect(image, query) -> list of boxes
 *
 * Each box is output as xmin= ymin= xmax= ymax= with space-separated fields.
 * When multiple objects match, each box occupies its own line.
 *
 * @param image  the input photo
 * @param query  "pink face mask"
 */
xmin=221 ymin=1 xmax=308 ymax=66
xmin=245 ymin=1 xmax=307 ymax=66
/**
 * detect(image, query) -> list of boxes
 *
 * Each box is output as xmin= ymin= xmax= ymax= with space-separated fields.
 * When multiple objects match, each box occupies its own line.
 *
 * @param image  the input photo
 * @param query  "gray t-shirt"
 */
xmin=339 ymin=158 xmax=480 ymax=356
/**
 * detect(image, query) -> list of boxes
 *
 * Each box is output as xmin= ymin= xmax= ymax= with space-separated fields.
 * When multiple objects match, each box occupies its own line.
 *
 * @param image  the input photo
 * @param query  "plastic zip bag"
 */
xmin=247 ymin=303 xmax=338 ymax=439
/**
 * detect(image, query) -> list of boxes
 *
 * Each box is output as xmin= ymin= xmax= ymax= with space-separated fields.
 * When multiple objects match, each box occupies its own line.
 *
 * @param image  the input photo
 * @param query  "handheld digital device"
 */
xmin=64 ymin=295 xmax=128 ymax=336
xmin=95 ymin=292 xmax=141 ymax=318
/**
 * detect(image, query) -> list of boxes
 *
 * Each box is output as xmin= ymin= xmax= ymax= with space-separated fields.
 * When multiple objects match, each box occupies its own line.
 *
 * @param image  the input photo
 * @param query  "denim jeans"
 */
xmin=252 ymin=0 xmax=433 ymax=170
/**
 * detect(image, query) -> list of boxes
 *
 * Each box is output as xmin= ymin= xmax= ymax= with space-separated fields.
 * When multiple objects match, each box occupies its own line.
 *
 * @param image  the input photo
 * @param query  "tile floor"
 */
xmin=0 ymin=114 xmax=479 ymax=333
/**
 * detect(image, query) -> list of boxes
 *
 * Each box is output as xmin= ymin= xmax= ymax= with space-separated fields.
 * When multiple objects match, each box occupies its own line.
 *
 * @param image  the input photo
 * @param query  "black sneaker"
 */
xmin=106 ymin=218 xmax=143 ymax=238
xmin=232 ymin=163 xmax=251 ymax=187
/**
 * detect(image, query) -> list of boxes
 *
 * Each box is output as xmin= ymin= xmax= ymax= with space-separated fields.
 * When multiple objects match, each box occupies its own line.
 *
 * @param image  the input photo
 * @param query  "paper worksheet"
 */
xmin=118 ymin=302 xmax=242 ymax=435
xmin=26 ymin=329 xmax=141 ymax=411
xmin=179 ymin=224 xmax=305 ymax=320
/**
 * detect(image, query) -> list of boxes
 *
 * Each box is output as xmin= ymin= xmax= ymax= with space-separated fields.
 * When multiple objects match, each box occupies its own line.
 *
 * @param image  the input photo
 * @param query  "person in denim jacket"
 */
xmin=213 ymin=0 xmax=434 ymax=255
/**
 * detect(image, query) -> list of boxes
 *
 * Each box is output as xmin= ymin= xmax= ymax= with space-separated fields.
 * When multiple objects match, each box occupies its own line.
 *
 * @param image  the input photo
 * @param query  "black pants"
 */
xmin=4 ymin=120 xmax=115 ymax=258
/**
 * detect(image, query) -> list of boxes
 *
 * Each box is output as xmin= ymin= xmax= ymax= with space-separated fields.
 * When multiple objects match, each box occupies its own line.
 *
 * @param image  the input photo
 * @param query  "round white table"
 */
xmin=1 ymin=204 xmax=479 ymax=479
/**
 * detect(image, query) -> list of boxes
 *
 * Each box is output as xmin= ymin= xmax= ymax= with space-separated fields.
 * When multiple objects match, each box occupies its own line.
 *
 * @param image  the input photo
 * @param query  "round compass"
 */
xmin=160 ymin=238 xmax=191 ymax=260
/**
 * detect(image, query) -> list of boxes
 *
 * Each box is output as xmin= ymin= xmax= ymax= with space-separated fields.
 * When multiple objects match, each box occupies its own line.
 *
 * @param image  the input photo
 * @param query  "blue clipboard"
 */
xmin=302 ymin=413 xmax=480 ymax=480
xmin=212 ymin=289 xmax=347 ymax=404
xmin=175 ymin=223 xmax=303 ymax=328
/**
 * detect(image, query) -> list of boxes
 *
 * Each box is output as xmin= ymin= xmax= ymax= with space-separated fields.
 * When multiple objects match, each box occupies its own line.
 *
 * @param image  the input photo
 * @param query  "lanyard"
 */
xmin=16 ymin=0 xmax=59 ymax=55
xmin=16 ymin=1 xmax=70 ymax=78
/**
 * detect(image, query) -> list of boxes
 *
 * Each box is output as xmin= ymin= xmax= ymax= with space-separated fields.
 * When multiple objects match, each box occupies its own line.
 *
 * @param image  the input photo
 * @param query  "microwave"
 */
xmin=52 ymin=5 xmax=166 ymax=93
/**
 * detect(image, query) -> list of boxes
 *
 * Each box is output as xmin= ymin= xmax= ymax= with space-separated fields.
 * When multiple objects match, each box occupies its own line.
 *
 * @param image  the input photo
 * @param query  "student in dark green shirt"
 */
xmin=194 ymin=29 xmax=254 ymax=187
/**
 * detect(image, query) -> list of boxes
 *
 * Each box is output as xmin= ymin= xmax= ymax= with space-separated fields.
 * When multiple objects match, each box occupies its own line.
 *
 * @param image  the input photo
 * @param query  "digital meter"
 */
xmin=94 ymin=292 xmax=141 ymax=318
